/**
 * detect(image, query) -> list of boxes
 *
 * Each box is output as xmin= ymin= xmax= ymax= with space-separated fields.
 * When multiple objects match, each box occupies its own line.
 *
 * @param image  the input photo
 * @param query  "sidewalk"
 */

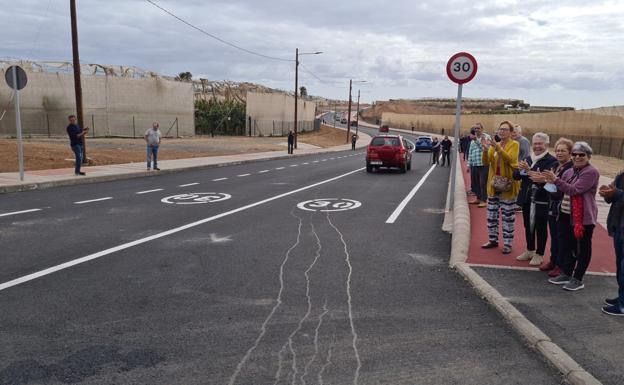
xmin=452 ymin=153 xmax=622 ymax=385
xmin=0 ymin=130 xmax=371 ymax=194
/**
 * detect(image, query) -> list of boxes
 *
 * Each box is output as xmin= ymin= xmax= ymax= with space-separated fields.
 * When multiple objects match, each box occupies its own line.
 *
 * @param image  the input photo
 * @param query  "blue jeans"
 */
xmin=71 ymin=144 xmax=83 ymax=174
xmin=613 ymin=230 xmax=624 ymax=309
xmin=147 ymin=145 xmax=159 ymax=169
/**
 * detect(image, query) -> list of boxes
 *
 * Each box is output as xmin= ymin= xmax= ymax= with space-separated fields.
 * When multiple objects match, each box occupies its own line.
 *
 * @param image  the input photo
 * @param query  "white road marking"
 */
xmin=0 ymin=208 xmax=42 ymax=218
xmin=212 ymin=177 xmax=228 ymax=181
xmin=136 ymin=188 xmax=163 ymax=195
xmin=74 ymin=197 xmax=113 ymax=205
xmin=312 ymin=161 xmax=319 ymax=163
xmin=386 ymin=163 xmax=437 ymax=223
xmin=289 ymin=164 xmax=298 ymax=167
xmin=276 ymin=167 xmax=285 ymax=170
xmin=0 ymin=168 xmax=364 ymax=293
xmin=209 ymin=233 xmax=232 ymax=243
xmin=179 ymin=182 xmax=199 ymax=187
xmin=237 ymin=173 xmax=251 ymax=177
xmin=321 ymin=159 xmax=327 ymax=162
xmin=258 ymin=170 xmax=270 ymax=173
xmin=302 ymin=162 xmax=309 ymax=165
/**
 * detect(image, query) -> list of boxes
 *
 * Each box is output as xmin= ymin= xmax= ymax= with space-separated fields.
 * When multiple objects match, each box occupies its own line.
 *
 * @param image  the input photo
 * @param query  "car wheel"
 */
xmin=400 ymin=163 xmax=407 ymax=173
xmin=407 ymin=160 xmax=411 ymax=170
xmin=366 ymin=162 xmax=372 ymax=173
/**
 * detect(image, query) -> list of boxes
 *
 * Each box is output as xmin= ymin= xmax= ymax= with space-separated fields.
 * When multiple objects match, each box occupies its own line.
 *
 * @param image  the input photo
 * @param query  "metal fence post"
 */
xmin=91 ymin=114 xmax=95 ymax=138
xmin=133 ymin=116 xmax=136 ymax=138
xmin=176 ymin=117 xmax=179 ymax=138
xmin=46 ymin=113 xmax=50 ymax=138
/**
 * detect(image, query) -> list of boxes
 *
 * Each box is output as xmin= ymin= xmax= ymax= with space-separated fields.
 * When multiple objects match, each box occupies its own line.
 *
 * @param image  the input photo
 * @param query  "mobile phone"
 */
xmin=494 ymin=134 xmax=501 ymax=143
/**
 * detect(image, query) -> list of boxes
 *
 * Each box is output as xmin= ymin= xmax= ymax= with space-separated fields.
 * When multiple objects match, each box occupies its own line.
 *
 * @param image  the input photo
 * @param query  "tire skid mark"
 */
xmin=273 ymin=221 xmax=323 ymax=385
xmin=228 ymin=210 xmax=303 ymax=385
xmin=301 ymin=299 xmax=329 ymax=385
xmin=326 ymin=212 xmax=361 ymax=385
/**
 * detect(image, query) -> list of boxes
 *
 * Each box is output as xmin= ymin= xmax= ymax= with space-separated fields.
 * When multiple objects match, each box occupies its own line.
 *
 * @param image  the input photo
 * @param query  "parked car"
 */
xmin=379 ymin=124 xmax=389 ymax=133
xmin=340 ymin=117 xmax=348 ymax=124
xmin=366 ymin=134 xmax=413 ymax=173
xmin=414 ymin=136 xmax=433 ymax=152
xmin=350 ymin=120 xmax=358 ymax=127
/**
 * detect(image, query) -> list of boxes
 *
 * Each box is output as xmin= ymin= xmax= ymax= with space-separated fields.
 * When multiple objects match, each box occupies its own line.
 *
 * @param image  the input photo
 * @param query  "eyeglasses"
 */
xmin=498 ymin=127 xmax=510 ymax=131
xmin=571 ymin=153 xmax=587 ymax=158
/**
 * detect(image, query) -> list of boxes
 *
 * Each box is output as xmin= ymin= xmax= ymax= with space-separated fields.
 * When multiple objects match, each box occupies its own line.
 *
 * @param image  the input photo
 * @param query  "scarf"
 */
xmin=530 ymin=151 xmax=548 ymax=165
xmin=572 ymin=194 xmax=585 ymax=239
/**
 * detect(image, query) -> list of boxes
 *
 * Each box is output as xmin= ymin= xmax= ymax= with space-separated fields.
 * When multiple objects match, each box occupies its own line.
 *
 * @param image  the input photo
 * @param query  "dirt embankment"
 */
xmin=0 ymin=125 xmax=347 ymax=173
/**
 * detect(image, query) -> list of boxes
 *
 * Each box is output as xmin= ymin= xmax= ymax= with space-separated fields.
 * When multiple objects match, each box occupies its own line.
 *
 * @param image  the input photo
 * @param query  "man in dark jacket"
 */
xmin=599 ymin=173 xmax=624 ymax=316
xmin=440 ymin=136 xmax=452 ymax=166
xmin=287 ymin=130 xmax=294 ymax=154
xmin=66 ymin=115 xmax=89 ymax=175
xmin=513 ymin=132 xmax=557 ymax=266
xmin=431 ymin=137 xmax=441 ymax=165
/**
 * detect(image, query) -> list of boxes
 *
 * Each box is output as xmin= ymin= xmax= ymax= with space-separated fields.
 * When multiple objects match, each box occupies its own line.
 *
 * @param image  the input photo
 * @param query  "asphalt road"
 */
xmin=0 ymin=127 xmax=563 ymax=384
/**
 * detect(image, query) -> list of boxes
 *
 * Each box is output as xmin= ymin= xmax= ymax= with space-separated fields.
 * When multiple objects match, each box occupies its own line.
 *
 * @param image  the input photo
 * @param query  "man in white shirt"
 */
xmin=144 ymin=122 xmax=162 ymax=170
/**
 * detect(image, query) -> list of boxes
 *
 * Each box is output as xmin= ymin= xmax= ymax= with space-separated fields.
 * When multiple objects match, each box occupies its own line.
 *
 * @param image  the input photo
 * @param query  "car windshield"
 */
xmin=418 ymin=137 xmax=432 ymax=142
xmin=371 ymin=137 xmax=400 ymax=146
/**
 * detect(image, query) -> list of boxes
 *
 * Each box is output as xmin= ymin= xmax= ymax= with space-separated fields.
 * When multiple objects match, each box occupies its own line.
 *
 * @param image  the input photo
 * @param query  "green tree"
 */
xmin=195 ymin=99 xmax=246 ymax=136
xmin=176 ymin=72 xmax=193 ymax=82
xmin=299 ymin=86 xmax=307 ymax=97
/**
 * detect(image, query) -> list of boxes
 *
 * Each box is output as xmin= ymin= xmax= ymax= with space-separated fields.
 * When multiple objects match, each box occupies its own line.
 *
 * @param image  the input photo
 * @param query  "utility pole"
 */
xmin=346 ymin=79 xmax=353 ymax=143
xmin=356 ymin=89 xmax=360 ymax=136
xmin=294 ymin=48 xmax=299 ymax=149
xmin=294 ymin=49 xmax=322 ymax=149
xmin=70 ymin=0 xmax=86 ymax=163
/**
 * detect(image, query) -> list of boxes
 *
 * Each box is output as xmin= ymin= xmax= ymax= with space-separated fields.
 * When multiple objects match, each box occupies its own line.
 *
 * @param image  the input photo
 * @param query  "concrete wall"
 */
xmin=0 ymin=69 xmax=194 ymax=137
xmin=382 ymin=109 xmax=624 ymax=158
xmin=246 ymin=92 xmax=317 ymax=136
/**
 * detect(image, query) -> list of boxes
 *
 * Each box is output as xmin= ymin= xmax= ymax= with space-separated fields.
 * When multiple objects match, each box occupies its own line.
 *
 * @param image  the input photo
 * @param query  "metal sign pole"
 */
xmin=448 ymin=83 xmax=463 ymax=210
xmin=12 ymin=66 xmax=24 ymax=181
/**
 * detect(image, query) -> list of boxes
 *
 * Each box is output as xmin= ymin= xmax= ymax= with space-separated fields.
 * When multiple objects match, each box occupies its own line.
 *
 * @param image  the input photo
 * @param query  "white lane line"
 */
xmin=321 ymin=159 xmax=327 ymax=162
xmin=302 ymin=162 xmax=309 ymax=165
xmin=212 ymin=177 xmax=228 ymax=181
xmin=74 ymin=197 xmax=113 ymax=205
xmin=0 ymin=167 xmax=365 ymax=293
xmin=385 ymin=164 xmax=437 ymax=224
xmin=136 ymin=188 xmax=164 ymax=195
xmin=0 ymin=208 xmax=42 ymax=218
xmin=312 ymin=161 xmax=319 ymax=163
xmin=237 ymin=173 xmax=251 ymax=177
xmin=276 ymin=167 xmax=285 ymax=170
xmin=258 ymin=170 xmax=270 ymax=174
xmin=179 ymin=182 xmax=199 ymax=187
xmin=289 ymin=164 xmax=298 ymax=167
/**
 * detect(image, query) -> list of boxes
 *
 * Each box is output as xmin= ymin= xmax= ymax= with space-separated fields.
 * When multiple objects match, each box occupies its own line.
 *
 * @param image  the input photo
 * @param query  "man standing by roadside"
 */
xmin=431 ymin=137 xmax=441 ymax=165
xmin=287 ymin=130 xmax=294 ymax=154
xmin=599 ymin=174 xmax=624 ymax=316
xmin=440 ymin=135 xmax=452 ymax=167
xmin=144 ymin=122 xmax=161 ymax=171
xmin=66 ymin=115 xmax=89 ymax=176
xmin=351 ymin=133 xmax=358 ymax=150
xmin=467 ymin=123 xmax=490 ymax=207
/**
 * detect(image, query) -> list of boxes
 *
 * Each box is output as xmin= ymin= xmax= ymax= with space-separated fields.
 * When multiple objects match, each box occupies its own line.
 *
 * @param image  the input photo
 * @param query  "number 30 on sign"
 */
xmin=446 ymin=52 xmax=478 ymax=84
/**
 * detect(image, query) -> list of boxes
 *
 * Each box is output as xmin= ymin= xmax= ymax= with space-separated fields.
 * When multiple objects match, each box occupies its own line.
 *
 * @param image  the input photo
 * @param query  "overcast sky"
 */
xmin=3 ymin=0 xmax=623 ymax=108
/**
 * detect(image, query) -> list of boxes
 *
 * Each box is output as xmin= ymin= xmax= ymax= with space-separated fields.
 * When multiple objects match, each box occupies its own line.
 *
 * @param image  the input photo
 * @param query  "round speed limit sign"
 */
xmin=446 ymin=52 xmax=478 ymax=84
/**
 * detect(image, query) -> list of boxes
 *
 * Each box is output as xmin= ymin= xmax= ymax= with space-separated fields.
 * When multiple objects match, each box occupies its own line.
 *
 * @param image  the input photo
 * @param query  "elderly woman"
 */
xmin=481 ymin=120 xmax=520 ymax=254
xmin=514 ymin=133 xmax=557 ymax=266
xmin=543 ymin=142 xmax=600 ymax=291
xmin=538 ymin=138 xmax=574 ymax=277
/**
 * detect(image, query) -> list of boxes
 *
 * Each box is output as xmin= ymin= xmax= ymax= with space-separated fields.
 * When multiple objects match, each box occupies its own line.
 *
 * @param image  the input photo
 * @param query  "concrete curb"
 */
xmin=447 ymin=153 xmax=603 ymax=385
xmin=0 ymin=129 xmax=371 ymax=195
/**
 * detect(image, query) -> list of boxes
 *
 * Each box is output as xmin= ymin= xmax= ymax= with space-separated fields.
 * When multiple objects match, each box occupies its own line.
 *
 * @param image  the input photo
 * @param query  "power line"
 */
xmin=145 ymin=0 xmax=293 ymax=62
xmin=299 ymin=64 xmax=343 ymax=88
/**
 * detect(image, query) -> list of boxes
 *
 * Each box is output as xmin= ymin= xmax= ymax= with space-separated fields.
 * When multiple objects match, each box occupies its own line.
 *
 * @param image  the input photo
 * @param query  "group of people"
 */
xmin=464 ymin=120 xmax=623 ymax=317
xmin=431 ymin=136 xmax=453 ymax=166
xmin=66 ymin=115 xmax=162 ymax=175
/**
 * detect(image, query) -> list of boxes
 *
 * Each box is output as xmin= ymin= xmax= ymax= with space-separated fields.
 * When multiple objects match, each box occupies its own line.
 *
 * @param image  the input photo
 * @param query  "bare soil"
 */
xmin=0 ymin=125 xmax=347 ymax=172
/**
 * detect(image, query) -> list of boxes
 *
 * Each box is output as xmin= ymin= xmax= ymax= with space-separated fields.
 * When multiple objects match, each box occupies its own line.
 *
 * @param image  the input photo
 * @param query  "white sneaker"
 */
xmin=516 ymin=250 xmax=534 ymax=261
xmin=529 ymin=253 xmax=544 ymax=266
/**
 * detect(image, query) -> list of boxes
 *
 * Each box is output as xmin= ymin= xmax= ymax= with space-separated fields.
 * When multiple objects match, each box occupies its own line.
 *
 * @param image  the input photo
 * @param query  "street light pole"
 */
xmin=356 ymin=89 xmax=360 ymax=136
xmin=346 ymin=79 xmax=353 ymax=143
xmin=70 ymin=0 xmax=86 ymax=164
xmin=294 ymin=48 xmax=299 ymax=149
xmin=293 ymin=49 xmax=322 ymax=149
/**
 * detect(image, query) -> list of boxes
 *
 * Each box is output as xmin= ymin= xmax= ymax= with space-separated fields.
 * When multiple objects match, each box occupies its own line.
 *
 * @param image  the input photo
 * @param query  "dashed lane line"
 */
xmin=212 ymin=177 xmax=228 ymax=181
xmin=136 ymin=189 xmax=164 ymax=195
xmin=179 ymin=182 xmax=199 ymax=187
xmin=258 ymin=170 xmax=270 ymax=174
xmin=276 ymin=167 xmax=285 ymax=170
xmin=0 ymin=167 xmax=364 ymax=293
xmin=237 ymin=174 xmax=251 ymax=177
xmin=289 ymin=165 xmax=298 ymax=167
xmin=0 ymin=208 xmax=42 ymax=218
xmin=74 ymin=197 xmax=113 ymax=205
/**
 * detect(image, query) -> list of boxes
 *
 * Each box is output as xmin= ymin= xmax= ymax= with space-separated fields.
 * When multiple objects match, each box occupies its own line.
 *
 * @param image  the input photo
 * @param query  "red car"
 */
xmin=366 ymin=134 xmax=413 ymax=173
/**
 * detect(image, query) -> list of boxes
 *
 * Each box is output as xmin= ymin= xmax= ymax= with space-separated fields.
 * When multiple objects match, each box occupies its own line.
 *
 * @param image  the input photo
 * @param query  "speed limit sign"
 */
xmin=446 ymin=52 xmax=478 ymax=84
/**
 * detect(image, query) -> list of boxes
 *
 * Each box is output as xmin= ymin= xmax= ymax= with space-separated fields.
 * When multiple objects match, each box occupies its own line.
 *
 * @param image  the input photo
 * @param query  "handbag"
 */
xmin=491 ymin=157 xmax=512 ymax=193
